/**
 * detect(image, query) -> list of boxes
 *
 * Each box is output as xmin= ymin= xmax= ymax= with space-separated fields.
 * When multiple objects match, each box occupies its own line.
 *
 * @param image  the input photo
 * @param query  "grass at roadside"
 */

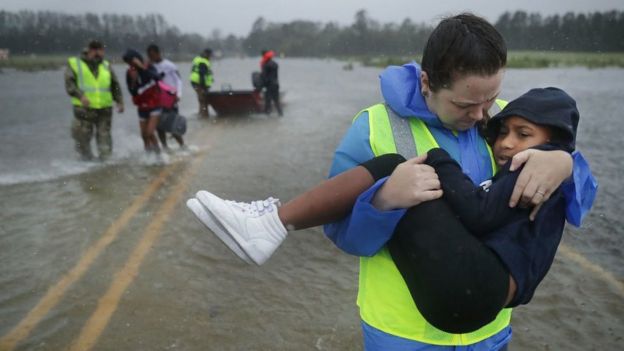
xmin=0 ymin=55 xmax=68 ymax=72
xmin=353 ymin=51 xmax=624 ymax=69
xmin=3 ymin=51 xmax=624 ymax=72
xmin=0 ymin=53 xmax=199 ymax=72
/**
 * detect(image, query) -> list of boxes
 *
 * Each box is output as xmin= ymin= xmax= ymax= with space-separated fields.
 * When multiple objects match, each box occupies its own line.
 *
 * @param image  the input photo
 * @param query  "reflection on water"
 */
xmin=0 ymin=59 xmax=622 ymax=350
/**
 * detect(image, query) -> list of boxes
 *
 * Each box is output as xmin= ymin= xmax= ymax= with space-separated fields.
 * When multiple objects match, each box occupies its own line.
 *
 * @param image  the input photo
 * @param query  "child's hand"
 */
xmin=372 ymin=154 xmax=443 ymax=211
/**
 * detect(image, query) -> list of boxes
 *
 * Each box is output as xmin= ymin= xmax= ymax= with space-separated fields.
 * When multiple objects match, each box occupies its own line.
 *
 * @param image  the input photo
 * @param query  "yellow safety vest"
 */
xmin=356 ymin=101 xmax=510 ymax=345
xmin=68 ymin=57 xmax=113 ymax=109
xmin=190 ymin=56 xmax=214 ymax=87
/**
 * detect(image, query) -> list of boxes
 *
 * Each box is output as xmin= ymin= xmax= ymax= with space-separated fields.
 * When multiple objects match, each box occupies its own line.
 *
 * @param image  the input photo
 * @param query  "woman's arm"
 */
xmin=126 ymin=69 xmax=139 ymax=96
xmin=508 ymin=149 xmax=572 ymax=219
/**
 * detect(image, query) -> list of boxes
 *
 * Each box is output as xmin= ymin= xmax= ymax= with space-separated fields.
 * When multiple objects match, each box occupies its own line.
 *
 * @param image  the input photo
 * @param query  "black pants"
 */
xmin=360 ymin=154 xmax=509 ymax=334
xmin=264 ymin=85 xmax=282 ymax=115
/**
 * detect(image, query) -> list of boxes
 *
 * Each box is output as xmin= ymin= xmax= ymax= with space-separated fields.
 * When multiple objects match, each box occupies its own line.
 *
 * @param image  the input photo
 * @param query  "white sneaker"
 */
xmin=186 ymin=198 xmax=253 ymax=264
xmin=194 ymin=191 xmax=288 ymax=265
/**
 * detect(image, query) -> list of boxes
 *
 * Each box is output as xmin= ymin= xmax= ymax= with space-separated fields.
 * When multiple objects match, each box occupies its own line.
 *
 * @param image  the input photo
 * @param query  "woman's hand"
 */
xmin=372 ymin=154 xmax=443 ymax=211
xmin=509 ymin=149 xmax=573 ymax=219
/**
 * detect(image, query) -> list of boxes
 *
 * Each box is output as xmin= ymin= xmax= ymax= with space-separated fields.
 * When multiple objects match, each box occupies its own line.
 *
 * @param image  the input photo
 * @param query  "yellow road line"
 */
xmin=68 ymin=155 xmax=204 ymax=351
xmin=558 ymin=243 xmax=624 ymax=297
xmin=0 ymin=165 xmax=177 ymax=351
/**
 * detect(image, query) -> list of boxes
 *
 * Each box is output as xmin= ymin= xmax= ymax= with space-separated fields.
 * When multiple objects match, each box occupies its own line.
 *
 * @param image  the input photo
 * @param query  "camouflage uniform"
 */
xmin=70 ymin=106 xmax=113 ymax=160
xmin=65 ymin=53 xmax=123 ymax=161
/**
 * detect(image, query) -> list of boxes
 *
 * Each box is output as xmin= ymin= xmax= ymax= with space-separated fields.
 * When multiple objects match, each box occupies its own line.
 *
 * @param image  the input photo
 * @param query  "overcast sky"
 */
xmin=3 ymin=0 xmax=623 ymax=36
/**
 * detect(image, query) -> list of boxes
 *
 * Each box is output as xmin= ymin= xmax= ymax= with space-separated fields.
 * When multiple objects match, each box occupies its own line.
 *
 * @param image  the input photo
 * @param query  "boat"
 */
xmin=205 ymin=89 xmax=264 ymax=115
xmin=205 ymin=71 xmax=284 ymax=116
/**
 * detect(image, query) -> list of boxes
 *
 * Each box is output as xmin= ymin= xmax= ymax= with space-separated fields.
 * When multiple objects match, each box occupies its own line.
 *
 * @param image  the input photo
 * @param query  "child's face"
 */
xmin=492 ymin=116 xmax=552 ymax=167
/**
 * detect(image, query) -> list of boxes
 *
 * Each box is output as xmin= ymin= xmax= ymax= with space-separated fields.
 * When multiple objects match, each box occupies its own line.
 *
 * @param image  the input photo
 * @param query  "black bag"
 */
xmin=158 ymin=109 xmax=187 ymax=136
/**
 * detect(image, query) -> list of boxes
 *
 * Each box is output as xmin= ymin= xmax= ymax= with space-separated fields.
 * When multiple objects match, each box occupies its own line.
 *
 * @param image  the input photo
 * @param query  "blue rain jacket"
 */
xmin=324 ymin=62 xmax=596 ymax=256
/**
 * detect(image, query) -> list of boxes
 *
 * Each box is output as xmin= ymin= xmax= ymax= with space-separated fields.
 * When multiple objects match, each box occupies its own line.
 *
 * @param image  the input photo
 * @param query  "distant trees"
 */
xmin=495 ymin=10 xmax=624 ymax=51
xmin=242 ymin=10 xmax=430 ymax=57
xmin=0 ymin=9 xmax=622 ymax=57
xmin=244 ymin=10 xmax=624 ymax=56
xmin=0 ymin=10 xmax=243 ymax=56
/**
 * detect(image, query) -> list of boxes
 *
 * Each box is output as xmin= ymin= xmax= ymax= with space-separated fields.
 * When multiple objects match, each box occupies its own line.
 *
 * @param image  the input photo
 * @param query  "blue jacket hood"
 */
xmin=379 ymin=61 xmax=492 ymax=186
xmin=379 ymin=62 xmax=441 ymax=127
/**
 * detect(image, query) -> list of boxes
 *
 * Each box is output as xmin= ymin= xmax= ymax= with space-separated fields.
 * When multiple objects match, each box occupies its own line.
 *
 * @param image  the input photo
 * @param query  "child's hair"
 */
xmin=122 ymin=48 xmax=143 ymax=65
xmin=421 ymin=13 xmax=507 ymax=92
xmin=486 ymin=87 xmax=580 ymax=152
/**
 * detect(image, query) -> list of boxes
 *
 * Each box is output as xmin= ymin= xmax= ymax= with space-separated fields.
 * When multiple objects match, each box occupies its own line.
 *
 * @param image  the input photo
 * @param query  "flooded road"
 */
xmin=0 ymin=58 xmax=623 ymax=350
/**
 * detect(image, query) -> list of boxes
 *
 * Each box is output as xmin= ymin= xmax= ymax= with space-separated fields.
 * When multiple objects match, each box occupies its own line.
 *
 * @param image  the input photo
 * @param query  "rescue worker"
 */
xmin=321 ymin=14 xmax=579 ymax=350
xmin=65 ymin=40 xmax=124 ymax=161
xmin=190 ymin=48 xmax=214 ymax=118
xmin=260 ymin=50 xmax=282 ymax=116
xmin=189 ymin=14 xmax=592 ymax=351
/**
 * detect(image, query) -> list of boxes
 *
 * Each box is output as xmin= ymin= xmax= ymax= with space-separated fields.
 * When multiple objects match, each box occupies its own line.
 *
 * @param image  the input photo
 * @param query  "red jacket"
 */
xmin=127 ymin=66 xmax=177 ymax=111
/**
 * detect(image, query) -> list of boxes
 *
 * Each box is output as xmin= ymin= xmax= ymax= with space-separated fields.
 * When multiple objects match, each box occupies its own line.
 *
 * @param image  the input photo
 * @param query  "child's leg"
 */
xmin=278 ymin=153 xmax=406 ymax=230
xmin=172 ymin=134 xmax=185 ymax=148
xmin=186 ymin=153 xmax=406 ymax=265
xmin=387 ymin=199 xmax=511 ymax=334
xmin=157 ymin=129 xmax=168 ymax=149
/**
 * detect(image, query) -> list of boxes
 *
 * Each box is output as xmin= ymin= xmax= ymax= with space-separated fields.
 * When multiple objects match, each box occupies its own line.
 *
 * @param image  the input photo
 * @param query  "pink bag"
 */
xmin=157 ymin=81 xmax=177 ymax=109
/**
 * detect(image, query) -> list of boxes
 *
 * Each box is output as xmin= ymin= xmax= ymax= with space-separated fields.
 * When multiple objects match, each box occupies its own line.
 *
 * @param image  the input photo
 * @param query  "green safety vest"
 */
xmin=190 ymin=56 xmax=214 ymax=87
xmin=68 ymin=57 xmax=113 ymax=109
xmin=356 ymin=100 xmax=510 ymax=345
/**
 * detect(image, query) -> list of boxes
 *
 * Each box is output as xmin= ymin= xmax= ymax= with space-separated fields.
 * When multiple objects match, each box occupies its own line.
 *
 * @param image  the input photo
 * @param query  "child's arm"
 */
xmin=323 ymin=112 xmax=407 ymax=256
xmin=425 ymin=148 xmax=529 ymax=236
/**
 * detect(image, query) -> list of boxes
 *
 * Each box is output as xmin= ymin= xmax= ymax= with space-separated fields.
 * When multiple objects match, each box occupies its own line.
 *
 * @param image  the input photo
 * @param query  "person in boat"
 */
xmin=260 ymin=50 xmax=283 ymax=116
xmin=123 ymin=49 xmax=177 ymax=154
xmin=190 ymin=48 xmax=214 ymax=118
xmin=146 ymin=44 xmax=186 ymax=151
xmin=187 ymin=14 xmax=596 ymax=350
xmin=64 ymin=40 xmax=124 ymax=161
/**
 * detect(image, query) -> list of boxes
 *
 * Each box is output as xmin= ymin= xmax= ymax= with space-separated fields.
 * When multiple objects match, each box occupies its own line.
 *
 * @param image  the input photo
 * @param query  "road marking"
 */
xmin=68 ymin=155 xmax=204 ymax=351
xmin=0 ymin=165 xmax=177 ymax=351
xmin=559 ymin=243 xmax=624 ymax=297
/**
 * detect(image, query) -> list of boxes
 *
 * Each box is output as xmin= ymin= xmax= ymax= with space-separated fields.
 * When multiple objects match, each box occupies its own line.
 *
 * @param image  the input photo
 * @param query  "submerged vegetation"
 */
xmin=4 ymin=51 xmax=623 ymax=73
xmin=359 ymin=51 xmax=624 ymax=69
xmin=0 ymin=55 xmax=67 ymax=72
xmin=506 ymin=51 xmax=624 ymax=68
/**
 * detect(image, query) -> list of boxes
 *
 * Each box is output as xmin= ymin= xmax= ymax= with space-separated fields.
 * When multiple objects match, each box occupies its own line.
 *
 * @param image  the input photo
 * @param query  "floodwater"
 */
xmin=0 ymin=58 xmax=622 ymax=350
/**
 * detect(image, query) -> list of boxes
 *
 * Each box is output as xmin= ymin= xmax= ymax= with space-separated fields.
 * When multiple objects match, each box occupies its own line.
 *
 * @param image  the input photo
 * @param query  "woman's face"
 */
xmin=423 ymin=70 xmax=504 ymax=131
xmin=492 ymin=116 xmax=552 ymax=167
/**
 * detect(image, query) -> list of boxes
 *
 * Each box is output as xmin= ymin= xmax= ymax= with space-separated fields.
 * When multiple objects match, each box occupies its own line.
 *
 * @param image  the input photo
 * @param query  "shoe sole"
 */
xmin=195 ymin=191 xmax=270 ymax=265
xmin=186 ymin=198 xmax=253 ymax=265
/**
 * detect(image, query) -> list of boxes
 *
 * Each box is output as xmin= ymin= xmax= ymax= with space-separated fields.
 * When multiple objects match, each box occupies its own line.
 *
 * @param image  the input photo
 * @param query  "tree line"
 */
xmin=495 ymin=11 xmax=624 ymax=52
xmin=0 ymin=9 xmax=622 ymax=57
xmin=0 ymin=11 xmax=242 ymax=56
xmin=245 ymin=10 xmax=624 ymax=56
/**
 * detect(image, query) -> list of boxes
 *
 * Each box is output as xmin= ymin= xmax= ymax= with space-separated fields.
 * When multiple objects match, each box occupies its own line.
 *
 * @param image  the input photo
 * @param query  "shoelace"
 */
xmin=225 ymin=197 xmax=281 ymax=216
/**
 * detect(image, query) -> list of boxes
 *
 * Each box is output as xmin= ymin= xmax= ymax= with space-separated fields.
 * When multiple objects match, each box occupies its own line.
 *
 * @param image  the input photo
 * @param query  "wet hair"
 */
xmin=122 ymin=49 xmax=143 ymax=65
xmin=88 ymin=40 xmax=104 ymax=50
xmin=203 ymin=48 xmax=213 ymax=57
xmin=421 ymin=13 xmax=506 ymax=92
xmin=147 ymin=44 xmax=160 ymax=54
